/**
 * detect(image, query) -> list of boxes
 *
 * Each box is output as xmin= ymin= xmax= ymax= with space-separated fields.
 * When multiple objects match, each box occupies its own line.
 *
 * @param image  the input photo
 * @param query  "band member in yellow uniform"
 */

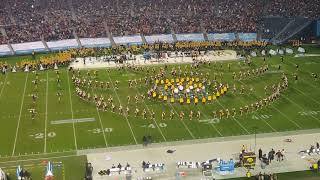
xmin=194 ymin=97 xmax=199 ymax=105
xmin=135 ymin=107 xmax=140 ymax=117
xmin=161 ymin=111 xmax=166 ymax=121
xmin=189 ymin=110 xmax=193 ymax=120
xmin=197 ymin=111 xmax=201 ymax=120
xmin=202 ymin=97 xmax=206 ymax=104
xmin=180 ymin=97 xmax=184 ymax=104
xmin=219 ymin=109 xmax=224 ymax=119
xmin=179 ymin=111 xmax=185 ymax=120
xmin=170 ymin=110 xmax=174 ymax=120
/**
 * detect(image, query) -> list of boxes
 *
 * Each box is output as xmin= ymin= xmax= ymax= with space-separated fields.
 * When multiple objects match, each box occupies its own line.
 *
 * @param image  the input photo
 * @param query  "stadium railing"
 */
xmin=0 ymin=32 xmax=257 ymax=56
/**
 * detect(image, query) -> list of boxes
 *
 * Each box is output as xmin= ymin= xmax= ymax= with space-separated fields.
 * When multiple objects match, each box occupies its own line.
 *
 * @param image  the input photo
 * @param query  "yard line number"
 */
xmin=298 ymin=111 xmax=320 ymax=116
xmin=142 ymin=123 xmax=167 ymax=129
xmin=29 ymin=132 xmax=56 ymax=139
xmin=251 ymin=114 xmax=272 ymax=120
xmin=88 ymin=128 xmax=113 ymax=134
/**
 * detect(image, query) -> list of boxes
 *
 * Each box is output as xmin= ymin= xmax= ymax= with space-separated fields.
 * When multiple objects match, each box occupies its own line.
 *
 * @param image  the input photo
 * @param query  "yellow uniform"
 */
xmin=179 ymin=97 xmax=184 ymax=104
xmin=202 ymin=97 xmax=206 ymax=104
xmin=163 ymin=96 xmax=168 ymax=101
xmin=194 ymin=98 xmax=199 ymax=104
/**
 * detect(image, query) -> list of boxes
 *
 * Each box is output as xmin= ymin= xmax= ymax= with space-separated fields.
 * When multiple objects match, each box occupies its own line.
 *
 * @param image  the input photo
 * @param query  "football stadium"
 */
xmin=0 ymin=0 xmax=320 ymax=179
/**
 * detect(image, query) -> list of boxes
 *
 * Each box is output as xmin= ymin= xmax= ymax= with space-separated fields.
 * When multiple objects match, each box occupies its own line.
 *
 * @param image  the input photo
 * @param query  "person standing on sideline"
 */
xmin=259 ymin=148 xmax=263 ymax=160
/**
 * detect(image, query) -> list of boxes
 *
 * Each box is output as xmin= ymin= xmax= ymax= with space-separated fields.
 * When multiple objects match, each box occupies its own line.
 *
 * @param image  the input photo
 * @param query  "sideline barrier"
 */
xmin=238 ymin=33 xmax=257 ymax=42
xmin=47 ymin=39 xmax=79 ymax=51
xmin=145 ymin=34 xmax=174 ymax=44
xmin=12 ymin=41 xmax=46 ymax=54
xmin=176 ymin=33 xmax=205 ymax=42
xmin=0 ymin=45 xmax=11 ymax=56
xmin=0 ymin=32 xmax=257 ymax=56
xmin=207 ymin=33 xmax=236 ymax=41
xmin=113 ymin=35 xmax=143 ymax=45
xmin=80 ymin=38 xmax=111 ymax=48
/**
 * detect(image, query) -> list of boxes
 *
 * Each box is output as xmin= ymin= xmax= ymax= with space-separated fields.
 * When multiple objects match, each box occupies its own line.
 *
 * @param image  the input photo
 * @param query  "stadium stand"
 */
xmin=0 ymin=0 xmax=318 ymax=45
xmin=260 ymin=17 xmax=291 ymax=40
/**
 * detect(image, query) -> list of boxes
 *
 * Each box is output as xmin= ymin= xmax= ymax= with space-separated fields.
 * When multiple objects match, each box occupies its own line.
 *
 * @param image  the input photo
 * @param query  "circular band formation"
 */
xmin=148 ymin=76 xmax=228 ymax=105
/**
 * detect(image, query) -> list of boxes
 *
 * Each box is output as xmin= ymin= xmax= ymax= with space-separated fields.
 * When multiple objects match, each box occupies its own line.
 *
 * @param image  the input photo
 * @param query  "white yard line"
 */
xmin=44 ymin=72 xmax=49 ymax=153
xmin=66 ymin=70 xmax=78 ymax=150
xmin=237 ymin=96 xmax=277 ymax=132
xmin=216 ymin=100 xmax=250 ymax=134
xmin=123 ymin=66 xmax=167 ymax=141
xmin=238 ymin=80 xmax=301 ymax=129
xmin=92 ymin=89 xmax=108 ymax=148
xmin=12 ymin=73 xmax=28 ymax=156
xmin=167 ymin=103 xmax=196 ymax=139
xmin=286 ymin=61 xmax=319 ymax=90
xmin=133 ymin=87 xmax=167 ymax=142
xmin=252 ymin=111 xmax=277 ymax=132
xmin=0 ymin=154 xmax=77 ymax=164
xmin=270 ymin=105 xmax=302 ymax=129
xmin=282 ymin=94 xmax=320 ymax=124
xmin=196 ymin=107 xmax=223 ymax=136
xmin=106 ymin=72 xmax=138 ymax=144
xmin=0 ymin=73 xmax=8 ymax=98
xmin=291 ymin=86 xmax=320 ymax=106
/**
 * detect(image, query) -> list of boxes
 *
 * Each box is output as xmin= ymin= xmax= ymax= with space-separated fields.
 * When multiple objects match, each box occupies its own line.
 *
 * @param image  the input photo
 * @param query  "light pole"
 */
xmin=253 ymin=126 xmax=258 ymax=152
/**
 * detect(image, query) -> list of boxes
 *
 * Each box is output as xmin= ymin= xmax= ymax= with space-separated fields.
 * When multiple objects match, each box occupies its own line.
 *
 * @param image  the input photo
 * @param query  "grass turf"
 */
xmin=0 ymin=45 xmax=319 ymax=179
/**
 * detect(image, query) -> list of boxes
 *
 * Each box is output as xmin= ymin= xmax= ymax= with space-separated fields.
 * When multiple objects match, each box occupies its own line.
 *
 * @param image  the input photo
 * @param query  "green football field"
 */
xmin=0 ymin=45 xmax=319 ymax=179
xmin=0 ymin=46 xmax=319 ymax=160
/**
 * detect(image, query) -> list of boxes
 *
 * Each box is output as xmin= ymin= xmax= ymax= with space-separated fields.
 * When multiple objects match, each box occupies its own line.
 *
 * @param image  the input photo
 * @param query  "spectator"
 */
xmin=0 ymin=0 xmax=319 ymax=45
xmin=259 ymin=148 xmax=262 ymax=160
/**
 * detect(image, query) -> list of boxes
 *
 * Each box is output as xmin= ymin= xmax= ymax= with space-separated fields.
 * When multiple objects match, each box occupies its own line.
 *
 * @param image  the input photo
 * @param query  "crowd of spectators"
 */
xmin=266 ymin=0 xmax=320 ymax=19
xmin=0 ymin=0 xmax=318 ymax=44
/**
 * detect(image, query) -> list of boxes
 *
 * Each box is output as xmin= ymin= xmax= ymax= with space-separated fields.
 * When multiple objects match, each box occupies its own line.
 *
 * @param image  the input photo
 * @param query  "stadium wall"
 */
xmin=0 ymin=33 xmax=257 ymax=56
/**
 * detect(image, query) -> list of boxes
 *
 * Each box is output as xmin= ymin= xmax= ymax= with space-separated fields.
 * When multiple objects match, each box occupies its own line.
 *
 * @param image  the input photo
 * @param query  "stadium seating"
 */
xmin=0 ymin=0 xmax=318 ymax=45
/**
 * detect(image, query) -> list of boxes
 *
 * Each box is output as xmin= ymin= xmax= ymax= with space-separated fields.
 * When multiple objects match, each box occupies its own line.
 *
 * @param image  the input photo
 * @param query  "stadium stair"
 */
xmin=272 ymin=17 xmax=312 ymax=44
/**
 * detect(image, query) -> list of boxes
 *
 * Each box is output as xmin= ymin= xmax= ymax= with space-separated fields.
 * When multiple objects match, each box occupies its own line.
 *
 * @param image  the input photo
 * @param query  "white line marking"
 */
xmin=216 ymin=100 xmax=250 ymax=134
xmin=270 ymin=104 xmax=302 ymax=129
xmin=233 ymin=92 xmax=277 ymax=132
xmin=92 ymin=89 xmax=108 ymax=148
xmin=0 ymin=154 xmax=77 ymax=164
xmin=44 ymin=72 xmax=48 ymax=153
xmin=51 ymin=118 xmax=95 ymax=125
xmin=238 ymin=80 xmax=301 ymax=129
xmin=254 ymin=112 xmax=277 ymax=132
xmin=167 ymin=103 xmax=196 ymax=139
xmin=282 ymin=94 xmax=320 ymax=124
xmin=122 ymin=66 xmax=167 ymax=142
xmin=195 ymin=107 xmax=223 ymax=136
xmin=106 ymin=72 xmax=138 ymax=144
xmin=291 ymin=86 xmax=320 ymax=106
xmin=12 ymin=73 xmax=28 ymax=156
xmin=67 ymin=70 xmax=78 ymax=150
xmin=133 ymin=87 xmax=167 ymax=141
xmin=0 ymin=73 xmax=8 ymax=98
